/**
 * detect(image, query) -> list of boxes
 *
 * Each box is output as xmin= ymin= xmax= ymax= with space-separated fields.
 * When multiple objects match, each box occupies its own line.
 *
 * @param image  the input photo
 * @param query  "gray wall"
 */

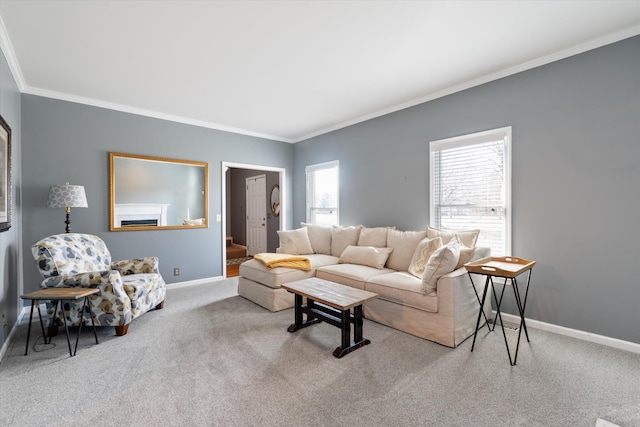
xmin=21 ymin=95 xmax=293 ymax=292
xmin=0 ymin=46 xmax=22 ymax=351
xmin=293 ymin=36 xmax=640 ymax=344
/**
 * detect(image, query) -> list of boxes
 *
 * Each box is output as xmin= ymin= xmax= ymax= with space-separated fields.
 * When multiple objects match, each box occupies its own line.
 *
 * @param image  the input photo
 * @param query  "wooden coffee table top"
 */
xmin=282 ymin=278 xmax=378 ymax=311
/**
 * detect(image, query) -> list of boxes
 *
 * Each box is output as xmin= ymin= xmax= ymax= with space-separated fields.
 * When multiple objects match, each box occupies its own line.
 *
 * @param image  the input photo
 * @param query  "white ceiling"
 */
xmin=1 ymin=1 xmax=639 ymax=143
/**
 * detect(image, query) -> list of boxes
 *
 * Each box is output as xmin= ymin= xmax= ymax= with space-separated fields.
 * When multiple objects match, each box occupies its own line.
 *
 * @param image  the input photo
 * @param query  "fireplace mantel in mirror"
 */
xmin=109 ymin=152 xmax=208 ymax=231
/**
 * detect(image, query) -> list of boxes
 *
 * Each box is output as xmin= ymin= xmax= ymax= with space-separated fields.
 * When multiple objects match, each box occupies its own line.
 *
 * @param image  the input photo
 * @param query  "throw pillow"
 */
xmin=331 ymin=225 xmax=363 ymax=257
xmin=456 ymin=246 xmax=476 ymax=269
xmin=301 ymin=222 xmax=332 ymax=255
xmin=277 ymin=227 xmax=313 ymax=255
xmin=422 ymin=242 xmax=461 ymax=294
xmin=357 ymin=226 xmax=394 ymax=247
xmin=338 ymin=246 xmax=394 ymax=269
xmin=407 ymin=237 xmax=442 ymax=278
xmin=386 ymin=229 xmax=428 ymax=272
xmin=426 ymin=226 xmax=480 ymax=248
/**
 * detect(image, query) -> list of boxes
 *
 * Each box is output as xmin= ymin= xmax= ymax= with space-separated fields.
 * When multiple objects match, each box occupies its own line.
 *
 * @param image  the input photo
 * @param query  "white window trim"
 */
xmin=305 ymin=160 xmax=339 ymax=226
xmin=429 ymin=126 xmax=512 ymax=255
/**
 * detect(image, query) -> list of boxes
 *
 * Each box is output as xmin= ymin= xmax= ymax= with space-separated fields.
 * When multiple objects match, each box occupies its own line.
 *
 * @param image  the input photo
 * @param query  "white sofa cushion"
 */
xmin=407 ymin=237 xmax=443 ymax=278
xmin=339 ymin=245 xmax=393 ymax=269
xmin=301 ymin=222 xmax=332 ymax=255
xmin=316 ymin=263 xmax=394 ymax=290
xmin=456 ymin=246 xmax=477 ymax=268
xmin=386 ymin=229 xmax=428 ymax=272
xmin=331 ymin=225 xmax=362 ymax=257
xmin=426 ymin=226 xmax=480 ymax=248
xmin=422 ymin=243 xmax=461 ymax=294
xmin=277 ymin=227 xmax=314 ymax=255
xmin=365 ymin=272 xmax=438 ymax=313
xmin=357 ymin=226 xmax=393 ymax=247
xmin=240 ymin=254 xmax=339 ymax=289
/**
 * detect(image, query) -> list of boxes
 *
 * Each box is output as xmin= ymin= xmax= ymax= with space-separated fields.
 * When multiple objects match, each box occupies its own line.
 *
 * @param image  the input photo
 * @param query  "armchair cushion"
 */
xmin=112 ymin=257 xmax=160 ymax=275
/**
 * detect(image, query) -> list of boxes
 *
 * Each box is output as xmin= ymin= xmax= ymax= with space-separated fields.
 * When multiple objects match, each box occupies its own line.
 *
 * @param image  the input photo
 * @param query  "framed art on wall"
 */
xmin=0 ymin=115 xmax=11 ymax=232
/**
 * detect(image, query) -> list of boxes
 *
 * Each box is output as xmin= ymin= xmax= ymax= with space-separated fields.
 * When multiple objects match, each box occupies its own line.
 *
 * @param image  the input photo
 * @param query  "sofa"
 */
xmin=238 ymin=224 xmax=491 ymax=348
xmin=32 ymin=233 xmax=167 ymax=336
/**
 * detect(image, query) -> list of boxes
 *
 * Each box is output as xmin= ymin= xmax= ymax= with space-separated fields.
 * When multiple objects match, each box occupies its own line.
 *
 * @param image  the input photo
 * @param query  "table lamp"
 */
xmin=47 ymin=183 xmax=88 ymax=233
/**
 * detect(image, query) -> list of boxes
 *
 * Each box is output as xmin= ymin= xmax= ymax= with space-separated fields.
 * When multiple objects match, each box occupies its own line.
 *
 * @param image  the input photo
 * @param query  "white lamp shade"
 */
xmin=47 ymin=184 xmax=88 ymax=209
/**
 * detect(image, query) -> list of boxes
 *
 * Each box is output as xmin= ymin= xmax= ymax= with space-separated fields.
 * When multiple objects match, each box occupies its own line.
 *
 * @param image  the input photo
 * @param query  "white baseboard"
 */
xmin=166 ymin=275 xmax=226 ymax=290
xmin=496 ymin=311 xmax=640 ymax=354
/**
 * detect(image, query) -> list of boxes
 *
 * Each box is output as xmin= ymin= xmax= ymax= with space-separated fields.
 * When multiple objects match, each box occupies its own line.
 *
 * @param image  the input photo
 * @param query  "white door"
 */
xmin=246 ymin=175 xmax=267 ymax=255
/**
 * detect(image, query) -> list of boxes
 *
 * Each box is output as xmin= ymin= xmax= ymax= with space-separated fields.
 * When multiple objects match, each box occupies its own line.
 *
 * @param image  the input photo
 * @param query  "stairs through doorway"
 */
xmin=226 ymin=237 xmax=250 ymax=277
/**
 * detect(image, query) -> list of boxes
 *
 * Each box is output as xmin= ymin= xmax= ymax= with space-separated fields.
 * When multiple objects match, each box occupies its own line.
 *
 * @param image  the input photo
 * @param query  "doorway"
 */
xmin=221 ymin=162 xmax=285 ymax=278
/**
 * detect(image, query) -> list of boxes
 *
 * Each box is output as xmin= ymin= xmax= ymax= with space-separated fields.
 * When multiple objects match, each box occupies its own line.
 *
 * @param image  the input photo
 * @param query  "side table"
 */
xmin=464 ymin=256 xmax=535 ymax=366
xmin=21 ymin=287 xmax=100 ymax=357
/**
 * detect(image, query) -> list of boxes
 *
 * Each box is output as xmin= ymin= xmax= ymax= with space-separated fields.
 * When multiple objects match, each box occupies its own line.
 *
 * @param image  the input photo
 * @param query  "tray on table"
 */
xmin=464 ymin=256 xmax=536 ymax=278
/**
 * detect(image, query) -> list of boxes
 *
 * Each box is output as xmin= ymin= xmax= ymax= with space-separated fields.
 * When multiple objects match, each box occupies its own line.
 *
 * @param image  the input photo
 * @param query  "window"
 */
xmin=430 ymin=127 xmax=511 ymax=256
xmin=306 ymin=160 xmax=339 ymax=226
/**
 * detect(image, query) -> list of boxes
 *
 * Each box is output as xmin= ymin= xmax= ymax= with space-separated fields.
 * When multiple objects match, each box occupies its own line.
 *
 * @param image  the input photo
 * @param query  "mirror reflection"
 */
xmin=110 ymin=152 xmax=208 ymax=231
xmin=270 ymin=184 xmax=280 ymax=217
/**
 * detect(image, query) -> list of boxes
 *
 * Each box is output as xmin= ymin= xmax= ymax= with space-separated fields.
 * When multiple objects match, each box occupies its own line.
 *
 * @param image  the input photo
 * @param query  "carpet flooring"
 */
xmin=1 ymin=279 xmax=639 ymax=426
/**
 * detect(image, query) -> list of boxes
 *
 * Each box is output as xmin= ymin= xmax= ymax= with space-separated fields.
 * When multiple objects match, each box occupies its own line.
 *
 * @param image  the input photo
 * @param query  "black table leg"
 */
xmin=353 ymin=304 xmax=364 ymax=343
xmin=491 ymin=280 xmax=515 ymax=365
xmin=468 ymin=273 xmax=491 ymax=327
xmin=287 ymin=294 xmax=321 ymax=332
xmin=341 ymin=308 xmax=352 ymax=351
xmin=59 ymin=299 xmax=74 ymax=357
xmin=471 ymin=277 xmax=490 ymax=352
xmin=333 ymin=305 xmax=370 ymax=358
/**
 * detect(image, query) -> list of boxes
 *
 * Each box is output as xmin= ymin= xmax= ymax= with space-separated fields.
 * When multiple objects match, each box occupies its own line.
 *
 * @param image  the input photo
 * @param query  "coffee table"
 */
xmin=282 ymin=277 xmax=378 ymax=358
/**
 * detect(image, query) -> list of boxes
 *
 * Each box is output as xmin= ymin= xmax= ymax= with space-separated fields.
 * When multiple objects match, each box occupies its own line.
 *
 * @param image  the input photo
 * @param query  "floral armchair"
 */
xmin=31 ymin=233 xmax=166 ymax=336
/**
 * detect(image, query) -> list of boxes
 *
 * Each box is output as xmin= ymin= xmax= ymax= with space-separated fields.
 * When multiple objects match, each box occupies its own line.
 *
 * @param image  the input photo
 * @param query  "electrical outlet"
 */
xmin=174 ymin=268 xmax=180 ymax=276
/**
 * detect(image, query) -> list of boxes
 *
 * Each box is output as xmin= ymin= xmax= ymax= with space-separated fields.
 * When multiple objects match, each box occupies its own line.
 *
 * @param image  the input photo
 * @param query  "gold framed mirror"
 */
xmin=270 ymin=184 xmax=280 ymax=217
xmin=109 ymin=152 xmax=208 ymax=231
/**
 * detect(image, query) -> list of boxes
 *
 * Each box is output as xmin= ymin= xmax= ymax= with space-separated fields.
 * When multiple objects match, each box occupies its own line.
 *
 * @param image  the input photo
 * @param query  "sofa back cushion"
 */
xmin=357 ymin=226 xmax=394 ymax=247
xmin=301 ymin=222 xmax=333 ymax=255
xmin=331 ymin=225 xmax=362 ymax=257
xmin=386 ymin=229 xmax=427 ymax=271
